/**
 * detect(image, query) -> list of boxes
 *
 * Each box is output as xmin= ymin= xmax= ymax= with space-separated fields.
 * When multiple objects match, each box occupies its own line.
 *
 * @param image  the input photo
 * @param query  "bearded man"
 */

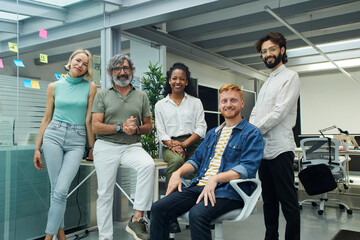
xmin=250 ymin=32 xmax=301 ymax=240
xmin=92 ymin=54 xmax=154 ymax=240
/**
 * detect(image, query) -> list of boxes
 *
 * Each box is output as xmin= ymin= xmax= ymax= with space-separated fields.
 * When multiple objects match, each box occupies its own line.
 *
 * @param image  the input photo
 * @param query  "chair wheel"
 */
xmin=311 ymin=202 xmax=317 ymax=207
xmin=339 ymin=204 xmax=345 ymax=209
xmin=318 ymin=210 xmax=324 ymax=215
xmin=347 ymin=209 xmax=353 ymax=214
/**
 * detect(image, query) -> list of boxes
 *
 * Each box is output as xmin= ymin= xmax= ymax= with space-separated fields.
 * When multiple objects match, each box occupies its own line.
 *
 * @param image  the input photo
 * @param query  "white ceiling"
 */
xmin=0 ymin=0 xmax=359 ymax=81
xmin=29 ymin=0 xmax=85 ymax=7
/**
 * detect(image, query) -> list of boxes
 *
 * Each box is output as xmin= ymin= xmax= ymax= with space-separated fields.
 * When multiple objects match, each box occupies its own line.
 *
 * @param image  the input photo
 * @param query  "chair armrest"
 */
xmin=229 ymin=178 xmax=262 ymax=222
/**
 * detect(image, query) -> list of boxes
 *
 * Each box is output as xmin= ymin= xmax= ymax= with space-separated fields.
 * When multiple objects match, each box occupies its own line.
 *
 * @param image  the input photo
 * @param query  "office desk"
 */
xmin=340 ymin=150 xmax=360 ymax=184
xmin=1 ymin=145 xmax=90 ymax=240
xmin=67 ymin=159 xmax=168 ymax=203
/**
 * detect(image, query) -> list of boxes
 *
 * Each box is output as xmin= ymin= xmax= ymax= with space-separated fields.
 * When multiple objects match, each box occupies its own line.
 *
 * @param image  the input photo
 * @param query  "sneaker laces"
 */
xmin=139 ymin=218 xmax=149 ymax=233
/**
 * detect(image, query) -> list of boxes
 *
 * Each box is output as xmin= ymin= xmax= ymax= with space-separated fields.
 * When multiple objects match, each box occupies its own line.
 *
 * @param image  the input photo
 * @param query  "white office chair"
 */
xmin=298 ymin=138 xmax=352 ymax=215
xmin=177 ymin=178 xmax=261 ymax=240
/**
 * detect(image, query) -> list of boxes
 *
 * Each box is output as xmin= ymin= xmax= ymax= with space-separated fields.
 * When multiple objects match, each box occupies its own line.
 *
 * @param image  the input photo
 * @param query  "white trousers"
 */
xmin=93 ymin=140 xmax=155 ymax=240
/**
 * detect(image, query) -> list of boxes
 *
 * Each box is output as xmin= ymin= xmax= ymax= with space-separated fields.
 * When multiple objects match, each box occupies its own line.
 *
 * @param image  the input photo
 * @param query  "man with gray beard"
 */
xmin=92 ymin=54 xmax=154 ymax=240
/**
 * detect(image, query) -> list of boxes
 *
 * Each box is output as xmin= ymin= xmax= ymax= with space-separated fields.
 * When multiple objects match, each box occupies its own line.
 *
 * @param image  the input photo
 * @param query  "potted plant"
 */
xmin=140 ymin=61 xmax=166 ymax=159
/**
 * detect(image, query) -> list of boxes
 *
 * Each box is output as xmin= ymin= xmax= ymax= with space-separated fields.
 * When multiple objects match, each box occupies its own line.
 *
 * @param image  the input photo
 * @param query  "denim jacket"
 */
xmin=186 ymin=118 xmax=264 ymax=200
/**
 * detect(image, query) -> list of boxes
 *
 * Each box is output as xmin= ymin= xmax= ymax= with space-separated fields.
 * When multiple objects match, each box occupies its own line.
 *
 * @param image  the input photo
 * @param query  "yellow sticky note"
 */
xmin=8 ymin=42 xmax=18 ymax=52
xmin=40 ymin=53 xmax=48 ymax=63
xmin=31 ymin=80 xmax=40 ymax=89
xmin=61 ymin=74 xmax=66 ymax=79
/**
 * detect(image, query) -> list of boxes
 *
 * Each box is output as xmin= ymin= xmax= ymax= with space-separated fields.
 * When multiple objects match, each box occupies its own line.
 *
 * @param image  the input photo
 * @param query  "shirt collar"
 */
xmin=164 ymin=92 xmax=189 ymax=102
xmin=110 ymin=84 xmax=136 ymax=92
xmin=215 ymin=118 xmax=248 ymax=133
xmin=270 ymin=64 xmax=286 ymax=78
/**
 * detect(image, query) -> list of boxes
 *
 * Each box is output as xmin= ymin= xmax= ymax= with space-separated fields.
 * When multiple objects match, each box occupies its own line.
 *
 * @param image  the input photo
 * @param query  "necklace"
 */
xmin=170 ymin=96 xmax=183 ymax=106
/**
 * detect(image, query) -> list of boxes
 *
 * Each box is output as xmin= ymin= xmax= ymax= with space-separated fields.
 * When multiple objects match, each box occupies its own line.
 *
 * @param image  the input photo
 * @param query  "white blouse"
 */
xmin=155 ymin=93 xmax=207 ymax=142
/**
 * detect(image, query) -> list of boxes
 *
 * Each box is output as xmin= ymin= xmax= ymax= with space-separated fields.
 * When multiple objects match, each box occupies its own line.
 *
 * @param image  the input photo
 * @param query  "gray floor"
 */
xmin=68 ymin=198 xmax=360 ymax=240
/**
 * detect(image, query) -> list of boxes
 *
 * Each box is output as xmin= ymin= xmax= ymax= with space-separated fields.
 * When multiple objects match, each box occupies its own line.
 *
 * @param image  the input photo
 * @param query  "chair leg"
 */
xmin=214 ymin=223 xmax=223 ymax=240
xmin=300 ymin=192 xmax=352 ymax=215
xmin=318 ymin=199 xmax=325 ymax=215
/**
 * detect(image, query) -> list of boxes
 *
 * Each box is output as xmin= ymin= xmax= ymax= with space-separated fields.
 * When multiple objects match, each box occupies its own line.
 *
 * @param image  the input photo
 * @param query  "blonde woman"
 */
xmin=33 ymin=49 xmax=97 ymax=240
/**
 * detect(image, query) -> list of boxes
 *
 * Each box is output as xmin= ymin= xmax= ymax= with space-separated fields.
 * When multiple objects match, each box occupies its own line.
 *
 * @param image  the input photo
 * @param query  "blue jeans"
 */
xmin=42 ymin=120 xmax=86 ymax=235
xmin=150 ymin=185 xmax=243 ymax=240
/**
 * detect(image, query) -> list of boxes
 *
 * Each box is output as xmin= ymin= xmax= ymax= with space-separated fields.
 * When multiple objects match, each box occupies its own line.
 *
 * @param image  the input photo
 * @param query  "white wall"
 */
xmin=167 ymin=53 xmax=254 ymax=91
xmin=300 ymin=70 xmax=360 ymax=134
xmin=130 ymin=39 xmax=161 ymax=83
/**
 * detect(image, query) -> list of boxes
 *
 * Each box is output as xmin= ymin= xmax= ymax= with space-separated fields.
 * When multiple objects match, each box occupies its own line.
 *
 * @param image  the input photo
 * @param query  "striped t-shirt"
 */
xmin=197 ymin=126 xmax=234 ymax=186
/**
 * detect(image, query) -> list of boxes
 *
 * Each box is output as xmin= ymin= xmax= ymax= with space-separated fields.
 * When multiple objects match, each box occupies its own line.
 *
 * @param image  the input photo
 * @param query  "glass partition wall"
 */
xmin=0 ymin=33 xmax=102 ymax=240
xmin=0 ymin=1 xmax=164 ymax=237
xmin=0 ymin=2 xmax=102 ymax=239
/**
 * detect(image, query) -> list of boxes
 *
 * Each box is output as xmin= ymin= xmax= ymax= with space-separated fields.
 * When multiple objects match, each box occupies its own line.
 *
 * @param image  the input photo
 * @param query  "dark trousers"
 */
xmin=259 ymin=152 xmax=300 ymax=240
xmin=150 ymin=185 xmax=243 ymax=240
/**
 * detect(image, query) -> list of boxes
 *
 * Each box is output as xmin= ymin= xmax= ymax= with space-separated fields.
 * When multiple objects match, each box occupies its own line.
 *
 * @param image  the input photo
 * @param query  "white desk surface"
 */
xmin=69 ymin=159 xmax=168 ymax=203
xmin=295 ymin=147 xmax=360 ymax=155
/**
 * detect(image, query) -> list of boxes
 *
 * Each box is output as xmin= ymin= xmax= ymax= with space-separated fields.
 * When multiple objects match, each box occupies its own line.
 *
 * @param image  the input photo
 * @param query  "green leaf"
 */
xmin=140 ymin=61 xmax=166 ymax=158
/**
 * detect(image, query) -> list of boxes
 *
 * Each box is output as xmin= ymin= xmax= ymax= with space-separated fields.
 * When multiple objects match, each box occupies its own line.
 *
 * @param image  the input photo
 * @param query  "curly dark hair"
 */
xmin=255 ymin=32 xmax=288 ymax=64
xmin=163 ymin=62 xmax=198 ymax=97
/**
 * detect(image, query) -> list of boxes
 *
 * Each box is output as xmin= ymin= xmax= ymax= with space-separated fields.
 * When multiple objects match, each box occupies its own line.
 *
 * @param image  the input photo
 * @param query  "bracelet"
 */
xmin=35 ymin=148 xmax=43 ymax=153
xmin=90 ymin=147 xmax=94 ymax=150
xmin=136 ymin=126 xmax=140 ymax=134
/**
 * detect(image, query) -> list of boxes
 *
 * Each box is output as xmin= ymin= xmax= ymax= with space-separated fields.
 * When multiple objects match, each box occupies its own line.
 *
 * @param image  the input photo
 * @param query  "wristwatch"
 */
xmin=115 ymin=124 xmax=122 ymax=133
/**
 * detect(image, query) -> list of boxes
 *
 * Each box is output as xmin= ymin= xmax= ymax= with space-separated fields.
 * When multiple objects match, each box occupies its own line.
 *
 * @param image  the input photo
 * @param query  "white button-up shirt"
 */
xmin=155 ymin=93 xmax=207 ymax=142
xmin=250 ymin=64 xmax=300 ymax=159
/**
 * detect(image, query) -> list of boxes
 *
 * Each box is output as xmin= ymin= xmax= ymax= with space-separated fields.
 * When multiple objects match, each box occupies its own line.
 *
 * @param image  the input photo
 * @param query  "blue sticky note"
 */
xmin=54 ymin=73 xmax=62 ymax=80
xmin=14 ymin=59 xmax=25 ymax=67
xmin=23 ymin=79 xmax=32 ymax=88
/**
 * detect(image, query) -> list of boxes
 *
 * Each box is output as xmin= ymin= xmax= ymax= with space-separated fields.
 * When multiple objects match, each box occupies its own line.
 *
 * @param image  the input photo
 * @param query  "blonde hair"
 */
xmin=219 ymin=84 xmax=243 ymax=99
xmin=65 ymin=49 xmax=94 ymax=80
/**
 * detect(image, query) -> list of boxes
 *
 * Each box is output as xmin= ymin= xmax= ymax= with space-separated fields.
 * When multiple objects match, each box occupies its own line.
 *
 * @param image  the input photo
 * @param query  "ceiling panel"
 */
xmin=0 ymin=0 xmax=359 ymax=79
xmin=157 ymin=0 xmax=360 ymax=79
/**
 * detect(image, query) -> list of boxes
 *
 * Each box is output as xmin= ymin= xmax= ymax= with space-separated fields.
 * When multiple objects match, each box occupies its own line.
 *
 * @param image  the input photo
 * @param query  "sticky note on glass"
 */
xmin=55 ymin=73 xmax=62 ymax=80
xmin=0 ymin=59 xmax=3 ymax=68
xmin=14 ymin=59 xmax=25 ymax=67
xmin=31 ymin=80 xmax=40 ymax=89
xmin=39 ymin=28 xmax=47 ymax=39
xmin=23 ymin=79 xmax=40 ymax=89
xmin=8 ymin=42 xmax=18 ymax=52
xmin=40 ymin=53 xmax=48 ymax=63
xmin=23 ymin=79 xmax=32 ymax=88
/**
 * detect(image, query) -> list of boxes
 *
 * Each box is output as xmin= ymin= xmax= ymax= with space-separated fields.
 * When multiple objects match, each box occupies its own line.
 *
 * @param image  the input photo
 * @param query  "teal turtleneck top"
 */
xmin=53 ymin=74 xmax=90 ymax=125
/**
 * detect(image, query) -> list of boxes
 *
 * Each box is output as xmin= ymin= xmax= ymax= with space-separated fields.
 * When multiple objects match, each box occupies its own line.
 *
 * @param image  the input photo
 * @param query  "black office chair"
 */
xmin=298 ymin=138 xmax=352 ymax=215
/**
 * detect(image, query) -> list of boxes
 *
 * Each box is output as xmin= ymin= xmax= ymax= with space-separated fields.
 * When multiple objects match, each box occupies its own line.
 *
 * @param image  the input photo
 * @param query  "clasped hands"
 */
xmin=122 ymin=116 xmax=138 ymax=135
xmin=168 ymin=139 xmax=186 ymax=158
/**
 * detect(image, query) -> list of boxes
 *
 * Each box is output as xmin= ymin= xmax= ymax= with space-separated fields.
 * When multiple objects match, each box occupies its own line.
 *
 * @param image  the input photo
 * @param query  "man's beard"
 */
xmin=113 ymin=74 xmax=133 ymax=87
xmin=263 ymin=52 xmax=282 ymax=69
xmin=221 ymin=107 xmax=241 ymax=120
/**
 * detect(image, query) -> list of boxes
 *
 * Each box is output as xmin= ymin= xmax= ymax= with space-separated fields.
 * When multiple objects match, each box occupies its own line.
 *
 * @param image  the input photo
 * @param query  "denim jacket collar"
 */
xmin=215 ymin=118 xmax=247 ymax=133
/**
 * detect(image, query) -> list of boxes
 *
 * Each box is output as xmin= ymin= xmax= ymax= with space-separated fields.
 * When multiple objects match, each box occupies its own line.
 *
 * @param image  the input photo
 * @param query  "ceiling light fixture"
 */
xmin=264 ymin=5 xmax=359 ymax=84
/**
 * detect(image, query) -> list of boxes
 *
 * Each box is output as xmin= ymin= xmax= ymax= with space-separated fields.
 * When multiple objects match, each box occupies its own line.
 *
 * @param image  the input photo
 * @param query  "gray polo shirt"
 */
xmin=92 ymin=85 xmax=151 ymax=144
